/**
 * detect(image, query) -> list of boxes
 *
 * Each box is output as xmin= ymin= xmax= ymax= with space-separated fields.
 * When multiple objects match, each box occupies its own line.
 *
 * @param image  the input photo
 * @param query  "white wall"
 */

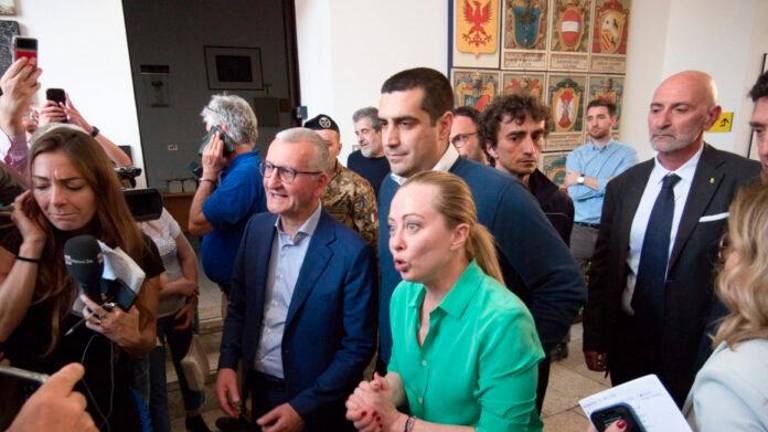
xmin=623 ymin=0 xmax=768 ymax=161
xmin=295 ymin=1 xmax=334 ymax=118
xmin=11 ymin=0 xmax=767 ymax=175
xmin=295 ymin=0 xmax=448 ymax=163
xmin=617 ymin=0 xmax=671 ymax=159
xmin=13 ymin=0 xmax=145 ymax=186
xmin=296 ymin=0 xmax=768 ymax=165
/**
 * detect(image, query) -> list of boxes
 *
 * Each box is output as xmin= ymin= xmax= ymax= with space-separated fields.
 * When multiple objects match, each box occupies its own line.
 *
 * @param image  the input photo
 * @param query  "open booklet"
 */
xmin=579 ymin=374 xmax=692 ymax=432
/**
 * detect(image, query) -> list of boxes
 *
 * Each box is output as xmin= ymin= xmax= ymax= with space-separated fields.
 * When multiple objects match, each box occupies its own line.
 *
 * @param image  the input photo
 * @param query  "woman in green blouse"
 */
xmin=347 ymin=171 xmax=544 ymax=432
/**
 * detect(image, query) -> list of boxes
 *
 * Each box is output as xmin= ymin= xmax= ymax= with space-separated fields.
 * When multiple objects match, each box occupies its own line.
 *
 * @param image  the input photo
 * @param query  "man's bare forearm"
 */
xmin=188 ymin=181 xmax=215 ymax=236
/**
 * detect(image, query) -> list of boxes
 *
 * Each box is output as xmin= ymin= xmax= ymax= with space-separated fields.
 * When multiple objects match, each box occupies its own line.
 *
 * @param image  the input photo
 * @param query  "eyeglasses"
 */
xmin=450 ymin=132 xmax=478 ymax=148
xmin=259 ymin=161 xmax=322 ymax=184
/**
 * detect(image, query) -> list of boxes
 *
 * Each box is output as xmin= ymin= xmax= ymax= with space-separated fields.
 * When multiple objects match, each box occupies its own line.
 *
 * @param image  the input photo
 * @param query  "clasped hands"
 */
xmin=346 ymin=372 xmax=403 ymax=432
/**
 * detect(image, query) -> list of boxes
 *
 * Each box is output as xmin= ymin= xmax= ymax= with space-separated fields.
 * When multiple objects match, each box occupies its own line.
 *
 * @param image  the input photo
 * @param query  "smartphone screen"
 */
xmin=46 ymin=88 xmax=66 ymax=105
xmin=590 ymin=403 xmax=646 ymax=432
xmin=12 ymin=36 xmax=37 ymax=61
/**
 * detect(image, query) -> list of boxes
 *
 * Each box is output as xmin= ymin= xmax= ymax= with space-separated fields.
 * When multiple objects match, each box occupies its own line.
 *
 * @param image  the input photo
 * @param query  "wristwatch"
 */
xmin=577 ymin=175 xmax=585 ymax=184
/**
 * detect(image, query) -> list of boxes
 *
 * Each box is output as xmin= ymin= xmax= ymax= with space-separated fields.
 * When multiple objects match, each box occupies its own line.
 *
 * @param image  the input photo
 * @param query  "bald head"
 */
xmin=655 ymin=70 xmax=718 ymax=108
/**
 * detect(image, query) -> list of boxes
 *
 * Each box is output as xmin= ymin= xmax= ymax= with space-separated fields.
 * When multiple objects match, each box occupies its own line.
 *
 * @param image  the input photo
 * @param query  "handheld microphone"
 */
xmin=64 ymin=235 xmax=110 ymax=337
xmin=63 ymin=234 xmax=104 ymax=303
xmin=63 ymin=236 xmax=145 ymax=336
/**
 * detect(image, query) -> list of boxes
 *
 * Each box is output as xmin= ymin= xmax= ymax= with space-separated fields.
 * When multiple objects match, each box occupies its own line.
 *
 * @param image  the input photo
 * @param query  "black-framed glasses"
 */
xmin=259 ymin=161 xmax=323 ymax=184
xmin=451 ymin=132 xmax=478 ymax=148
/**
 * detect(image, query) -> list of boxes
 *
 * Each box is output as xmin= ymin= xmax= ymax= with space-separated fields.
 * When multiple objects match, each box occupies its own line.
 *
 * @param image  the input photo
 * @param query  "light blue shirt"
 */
xmin=566 ymin=140 xmax=637 ymax=224
xmin=254 ymin=204 xmax=323 ymax=378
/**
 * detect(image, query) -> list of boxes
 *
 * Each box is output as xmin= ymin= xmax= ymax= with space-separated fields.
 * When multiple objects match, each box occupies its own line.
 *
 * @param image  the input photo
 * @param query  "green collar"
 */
xmin=408 ymin=260 xmax=483 ymax=319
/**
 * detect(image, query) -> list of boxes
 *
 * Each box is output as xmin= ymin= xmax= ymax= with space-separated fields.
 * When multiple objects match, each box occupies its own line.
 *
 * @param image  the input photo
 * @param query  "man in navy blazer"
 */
xmin=583 ymin=71 xmax=761 ymax=406
xmin=216 ymin=127 xmax=377 ymax=431
xmin=376 ymin=67 xmax=585 ymax=411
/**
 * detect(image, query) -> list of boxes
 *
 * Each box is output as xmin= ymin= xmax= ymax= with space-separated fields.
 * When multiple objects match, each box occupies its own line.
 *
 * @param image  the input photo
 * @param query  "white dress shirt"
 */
xmin=390 ymin=144 xmax=460 ymax=185
xmin=623 ymin=145 xmax=704 ymax=314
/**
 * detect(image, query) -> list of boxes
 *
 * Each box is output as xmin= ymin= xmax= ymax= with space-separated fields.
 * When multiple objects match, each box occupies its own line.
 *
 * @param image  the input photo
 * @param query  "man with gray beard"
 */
xmin=583 ymin=71 xmax=760 ymax=406
xmin=348 ymin=107 xmax=390 ymax=195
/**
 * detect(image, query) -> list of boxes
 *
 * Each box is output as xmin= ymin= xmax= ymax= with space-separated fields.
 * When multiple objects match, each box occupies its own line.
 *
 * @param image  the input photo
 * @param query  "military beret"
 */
xmin=304 ymin=114 xmax=340 ymax=133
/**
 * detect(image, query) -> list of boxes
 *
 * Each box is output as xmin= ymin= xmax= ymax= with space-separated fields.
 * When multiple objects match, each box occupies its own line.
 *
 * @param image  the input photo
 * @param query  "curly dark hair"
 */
xmin=480 ymin=93 xmax=550 ymax=149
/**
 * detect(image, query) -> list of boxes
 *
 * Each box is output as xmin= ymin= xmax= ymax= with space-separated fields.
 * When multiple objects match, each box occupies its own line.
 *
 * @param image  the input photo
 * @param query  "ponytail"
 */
xmin=467 ymin=224 xmax=503 ymax=283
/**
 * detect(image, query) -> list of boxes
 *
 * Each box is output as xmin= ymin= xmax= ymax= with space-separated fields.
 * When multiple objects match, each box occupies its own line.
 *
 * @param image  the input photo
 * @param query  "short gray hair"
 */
xmin=352 ymin=107 xmax=381 ymax=131
xmin=274 ymin=127 xmax=331 ymax=172
xmin=200 ymin=94 xmax=259 ymax=145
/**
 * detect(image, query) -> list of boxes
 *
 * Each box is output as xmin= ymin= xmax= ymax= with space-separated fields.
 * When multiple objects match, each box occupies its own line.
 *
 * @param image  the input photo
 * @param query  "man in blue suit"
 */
xmin=216 ymin=127 xmax=377 ymax=431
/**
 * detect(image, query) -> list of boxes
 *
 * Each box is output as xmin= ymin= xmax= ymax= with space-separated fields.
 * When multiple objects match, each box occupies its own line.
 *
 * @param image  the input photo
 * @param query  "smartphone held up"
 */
xmin=46 ymin=88 xmax=66 ymax=105
xmin=12 ymin=36 xmax=37 ymax=62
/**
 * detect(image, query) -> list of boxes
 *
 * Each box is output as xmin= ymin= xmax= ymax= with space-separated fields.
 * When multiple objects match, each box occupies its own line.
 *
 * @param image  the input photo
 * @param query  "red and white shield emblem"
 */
xmin=558 ymin=4 xmax=585 ymax=50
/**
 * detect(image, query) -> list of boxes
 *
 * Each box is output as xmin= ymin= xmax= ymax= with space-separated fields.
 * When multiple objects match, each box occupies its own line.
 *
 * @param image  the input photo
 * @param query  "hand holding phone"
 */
xmin=46 ymin=88 xmax=66 ymax=105
xmin=199 ymin=125 xmax=236 ymax=156
xmin=199 ymin=126 xmax=234 ymax=179
xmin=6 ymin=363 xmax=97 ymax=432
xmin=41 ymin=88 xmax=68 ymax=124
xmin=0 ymin=54 xmax=42 ymax=135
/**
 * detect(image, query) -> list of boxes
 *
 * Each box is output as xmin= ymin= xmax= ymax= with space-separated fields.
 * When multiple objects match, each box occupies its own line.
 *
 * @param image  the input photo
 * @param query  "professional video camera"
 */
xmin=115 ymin=166 xmax=163 ymax=222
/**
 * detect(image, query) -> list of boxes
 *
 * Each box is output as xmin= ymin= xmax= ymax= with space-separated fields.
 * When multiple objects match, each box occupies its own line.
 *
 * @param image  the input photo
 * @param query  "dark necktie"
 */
xmin=632 ymin=173 xmax=681 ymax=328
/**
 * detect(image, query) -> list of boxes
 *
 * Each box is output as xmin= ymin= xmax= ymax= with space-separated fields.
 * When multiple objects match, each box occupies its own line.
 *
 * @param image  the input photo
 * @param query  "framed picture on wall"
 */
xmin=204 ymin=45 xmax=264 ymax=90
xmin=548 ymin=74 xmax=586 ymax=133
xmin=0 ymin=1 xmax=15 ymax=15
xmin=452 ymin=69 xmax=500 ymax=111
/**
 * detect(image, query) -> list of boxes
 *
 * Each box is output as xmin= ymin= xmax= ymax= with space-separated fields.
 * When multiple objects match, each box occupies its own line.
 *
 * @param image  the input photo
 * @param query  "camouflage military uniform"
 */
xmin=322 ymin=160 xmax=378 ymax=247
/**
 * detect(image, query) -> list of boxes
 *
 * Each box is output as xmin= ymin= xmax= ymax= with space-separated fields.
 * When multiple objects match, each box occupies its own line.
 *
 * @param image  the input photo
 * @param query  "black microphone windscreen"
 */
xmin=63 ymin=234 xmax=104 ymax=301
